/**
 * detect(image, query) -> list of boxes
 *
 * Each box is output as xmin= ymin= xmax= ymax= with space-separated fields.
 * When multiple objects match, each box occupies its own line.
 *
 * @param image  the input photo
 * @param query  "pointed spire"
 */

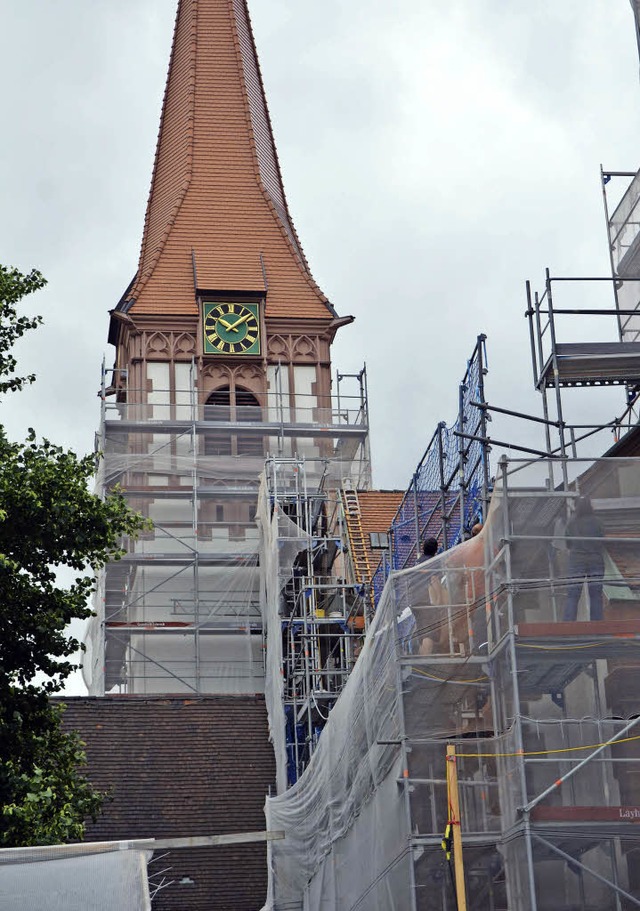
xmin=127 ymin=0 xmax=334 ymax=320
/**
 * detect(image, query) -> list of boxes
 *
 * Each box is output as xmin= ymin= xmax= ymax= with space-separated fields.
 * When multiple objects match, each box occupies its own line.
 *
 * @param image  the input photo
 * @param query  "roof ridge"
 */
xmin=130 ymin=0 xmax=197 ymax=305
xmin=123 ymin=0 xmax=338 ymax=321
xmin=229 ymin=0 xmax=332 ymax=312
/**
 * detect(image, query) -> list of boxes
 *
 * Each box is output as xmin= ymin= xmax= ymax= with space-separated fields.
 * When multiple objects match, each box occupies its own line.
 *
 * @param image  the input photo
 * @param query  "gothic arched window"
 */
xmin=204 ymin=386 xmax=263 ymax=457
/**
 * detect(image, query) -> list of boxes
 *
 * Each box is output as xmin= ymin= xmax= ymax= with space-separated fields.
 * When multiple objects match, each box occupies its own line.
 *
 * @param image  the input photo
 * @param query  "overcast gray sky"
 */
xmin=2 ymin=3 xmax=640 ymax=697
xmin=2 ymin=0 xmax=640 ymax=487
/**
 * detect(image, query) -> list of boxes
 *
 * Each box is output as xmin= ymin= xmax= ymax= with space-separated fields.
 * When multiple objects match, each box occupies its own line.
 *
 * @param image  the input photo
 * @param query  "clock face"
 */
xmin=203 ymin=302 xmax=260 ymax=356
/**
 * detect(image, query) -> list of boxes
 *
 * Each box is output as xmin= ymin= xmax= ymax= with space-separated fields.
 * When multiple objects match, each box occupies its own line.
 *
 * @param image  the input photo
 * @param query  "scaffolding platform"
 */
xmin=517 ymin=618 xmax=640 ymax=642
xmin=531 ymin=807 xmax=640 ymax=826
xmin=105 ymin=418 xmax=369 ymax=440
xmin=117 ymin=552 xmax=257 ymax=566
xmin=265 ymin=457 xmax=640 ymax=911
xmin=84 ymin=367 xmax=371 ymax=697
xmin=538 ymin=341 xmax=640 ymax=388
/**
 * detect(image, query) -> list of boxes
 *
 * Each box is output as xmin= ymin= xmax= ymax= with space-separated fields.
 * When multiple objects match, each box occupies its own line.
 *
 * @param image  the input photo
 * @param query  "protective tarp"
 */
xmin=85 ymin=375 xmax=370 ymax=696
xmin=257 ymin=469 xmax=311 ymax=793
xmin=263 ymin=458 xmax=640 ymax=911
xmin=607 ymin=166 xmax=640 ymax=341
xmin=263 ymin=573 xmax=403 ymax=910
xmin=0 ymin=846 xmax=152 ymax=911
xmin=84 ymin=446 xmax=265 ymax=695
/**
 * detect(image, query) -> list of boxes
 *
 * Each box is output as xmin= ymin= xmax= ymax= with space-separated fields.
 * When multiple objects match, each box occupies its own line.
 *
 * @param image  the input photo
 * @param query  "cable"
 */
xmin=411 ymin=667 xmax=489 ymax=685
xmin=455 ymin=732 xmax=640 ymax=759
xmin=518 ymin=641 xmax=616 ymax=652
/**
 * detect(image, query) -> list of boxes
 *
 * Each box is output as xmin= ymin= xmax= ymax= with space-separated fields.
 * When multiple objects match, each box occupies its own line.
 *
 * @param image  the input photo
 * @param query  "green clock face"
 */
xmin=203 ymin=302 xmax=261 ymax=356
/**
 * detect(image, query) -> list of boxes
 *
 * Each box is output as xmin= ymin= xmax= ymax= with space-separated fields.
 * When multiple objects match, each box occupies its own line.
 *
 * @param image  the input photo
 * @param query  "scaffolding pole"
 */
xmin=446 ymin=745 xmax=468 ymax=911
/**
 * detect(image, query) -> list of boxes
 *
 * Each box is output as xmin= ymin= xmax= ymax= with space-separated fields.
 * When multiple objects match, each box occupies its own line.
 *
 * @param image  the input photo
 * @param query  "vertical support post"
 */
xmin=569 ymin=426 xmax=578 ymax=459
xmin=438 ymin=423 xmax=449 ymax=550
xmin=446 ymin=745 xmax=467 ymax=911
xmin=499 ymin=456 xmax=538 ymax=911
xmin=299 ymin=461 xmax=315 ymax=760
xmin=476 ymin=335 xmax=491 ymax=521
xmin=390 ymin=584 xmax=419 ymax=911
xmin=191 ymin=359 xmax=201 ymax=692
xmin=532 ymin=288 xmax=555 ymax=486
xmin=532 ymin=283 xmax=555 ymax=488
xmin=99 ymin=357 xmax=107 ymax=455
xmin=359 ymin=364 xmax=368 ymax=418
xmin=458 ymin=379 xmax=467 ymax=539
xmin=528 ymin=285 xmax=554 ymax=484
xmin=546 ymin=270 xmax=569 ymax=490
xmin=189 ymin=355 xmax=197 ymax=422
xmin=413 ymin=473 xmax=420 ymax=566
xmin=600 ymin=165 xmax=624 ymax=342
xmin=276 ymin=361 xmax=285 ymax=457
xmin=525 ymin=282 xmax=539 ymax=389
xmin=533 ymin=290 xmax=546 ymax=394
xmin=360 ymin=364 xmax=371 ymax=489
xmin=97 ymin=357 xmax=109 ymax=696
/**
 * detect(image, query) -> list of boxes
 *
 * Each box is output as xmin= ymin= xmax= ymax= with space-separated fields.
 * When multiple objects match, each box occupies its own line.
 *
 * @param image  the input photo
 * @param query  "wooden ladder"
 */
xmin=341 ymin=486 xmax=373 ymax=586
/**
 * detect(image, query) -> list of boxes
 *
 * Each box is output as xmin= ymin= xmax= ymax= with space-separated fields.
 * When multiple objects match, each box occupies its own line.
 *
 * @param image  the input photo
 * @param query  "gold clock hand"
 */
xmin=227 ymin=312 xmax=252 ymax=331
xmin=217 ymin=317 xmax=238 ymax=332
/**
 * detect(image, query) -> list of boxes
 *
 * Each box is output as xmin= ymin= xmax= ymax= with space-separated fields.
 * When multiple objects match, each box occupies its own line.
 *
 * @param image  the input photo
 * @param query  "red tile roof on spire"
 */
xmin=127 ymin=0 xmax=334 ymax=320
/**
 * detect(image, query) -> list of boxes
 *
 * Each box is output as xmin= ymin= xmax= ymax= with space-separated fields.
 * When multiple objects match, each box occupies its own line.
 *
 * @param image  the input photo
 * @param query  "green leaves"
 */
xmin=0 ymin=709 xmax=104 ymax=847
xmin=0 ymin=265 xmax=145 ymax=846
xmin=0 ymin=266 xmax=45 ymax=396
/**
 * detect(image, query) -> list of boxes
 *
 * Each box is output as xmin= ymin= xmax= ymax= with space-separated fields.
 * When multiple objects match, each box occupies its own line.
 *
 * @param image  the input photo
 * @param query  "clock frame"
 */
xmin=202 ymin=302 xmax=261 ymax=356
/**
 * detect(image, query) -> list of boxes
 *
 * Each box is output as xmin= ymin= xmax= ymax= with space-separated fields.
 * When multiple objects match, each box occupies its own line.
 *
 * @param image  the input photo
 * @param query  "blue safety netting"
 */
xmin=371 ymin=337 xmax=491 ymax=604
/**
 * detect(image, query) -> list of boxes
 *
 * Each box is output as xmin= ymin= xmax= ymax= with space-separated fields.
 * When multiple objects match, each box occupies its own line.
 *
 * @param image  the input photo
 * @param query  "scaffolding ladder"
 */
xmin=341 ymin=484 xmax=373 ymax=587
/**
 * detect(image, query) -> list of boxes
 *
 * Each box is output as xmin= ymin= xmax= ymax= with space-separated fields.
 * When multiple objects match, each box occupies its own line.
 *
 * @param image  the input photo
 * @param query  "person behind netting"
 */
xmin=397 ymin=538 xmax=440 ymax=653
xmin=414 ymin=537 xmax=446 ymax=655
xmin=563 ymin=496 xmax=605 ymax=622
xmin=419 ymin=536 xmax=439 ymax=563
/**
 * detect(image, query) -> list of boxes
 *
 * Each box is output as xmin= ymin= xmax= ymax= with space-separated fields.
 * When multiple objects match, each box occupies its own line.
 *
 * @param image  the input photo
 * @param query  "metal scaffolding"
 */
xmin=526 ymin=270 xmax=640 ymax=470
xmin=259 ymin=458 xmax=369 ymax=786
xmin=83 ymin=364 xmax=370 ymax=696
xmin=263 ymin=165 xmax=640 ymax=909
xmin=265 ymin=455 xmax=640 ymax=911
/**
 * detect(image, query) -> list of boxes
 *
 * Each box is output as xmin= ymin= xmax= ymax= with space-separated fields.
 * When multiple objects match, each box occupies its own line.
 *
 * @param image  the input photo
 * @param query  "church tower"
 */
xmin=83 ymin=0 xmax=369 ymax=696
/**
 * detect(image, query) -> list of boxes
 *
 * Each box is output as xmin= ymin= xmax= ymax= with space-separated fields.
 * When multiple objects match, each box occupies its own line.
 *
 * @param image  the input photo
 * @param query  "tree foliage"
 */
xmin=0 ymin=266 xmax=44 ymax=394
xmin=1 ymin=706 xmax=103 ymax=847
xmin=0 ymin=264 xmax=147 ymax=846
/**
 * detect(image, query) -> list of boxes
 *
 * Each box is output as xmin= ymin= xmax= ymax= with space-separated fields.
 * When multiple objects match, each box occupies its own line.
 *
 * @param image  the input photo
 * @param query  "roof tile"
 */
xmin=129 ymin=0 xmax=333 ymax=321
xmin=357 ymin=490 xmax=404 ymax=577
xmin=61 ymin=695 xmax=275 ymax=911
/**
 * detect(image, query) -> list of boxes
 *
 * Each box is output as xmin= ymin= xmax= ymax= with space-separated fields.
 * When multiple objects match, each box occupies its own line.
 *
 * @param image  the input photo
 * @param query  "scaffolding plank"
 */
xmin=105 ymin=419 xmax=368 ymax=439
xmin=531 ymin=806 xmax=640 ymax=823
xmin=518 ymin=619 xmax=640 ymax=638
xmin=117 ymin=553 xmax=259 ymax=567
xmin=539 ymin=341 xmax=640 ymax=387
xmin=105 ymin=623 xmax=262 ymax=634
xmin=118 ymin=486 xmax=260 ymax=499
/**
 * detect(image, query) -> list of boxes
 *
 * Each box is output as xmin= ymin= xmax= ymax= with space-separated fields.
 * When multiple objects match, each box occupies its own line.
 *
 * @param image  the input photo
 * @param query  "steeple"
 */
xmin=125 ymin=0 xmax=335 ymax=320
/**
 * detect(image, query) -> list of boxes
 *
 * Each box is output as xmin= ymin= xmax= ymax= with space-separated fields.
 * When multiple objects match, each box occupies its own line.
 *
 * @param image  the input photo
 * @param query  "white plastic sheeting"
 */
xmin=86 ymin=383 xmax=368 ymax=695
xmin=262 ymin=458 xmax=640 ymax=911
xmin=0 ymin=845 xmax=152 ymax=911
xmin=84 ymin=447 xmax=263 ymax=695
xmin=257 ymin=470 xmax=310 ymax=793
xmin=263 ymin=552 xmax=405 ymax=910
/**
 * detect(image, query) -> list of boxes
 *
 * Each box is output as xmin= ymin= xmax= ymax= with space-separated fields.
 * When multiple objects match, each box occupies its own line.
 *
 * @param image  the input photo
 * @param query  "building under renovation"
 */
xmin=37 ymin=1 xmax=640 ymax=909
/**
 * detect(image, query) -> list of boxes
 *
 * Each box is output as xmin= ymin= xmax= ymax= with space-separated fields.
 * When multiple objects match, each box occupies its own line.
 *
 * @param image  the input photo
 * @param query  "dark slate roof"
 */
xmin=60 ymin=695 xmax=275 ymax=911
xmin=602 ymin=423 xmax=640 ymax=457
